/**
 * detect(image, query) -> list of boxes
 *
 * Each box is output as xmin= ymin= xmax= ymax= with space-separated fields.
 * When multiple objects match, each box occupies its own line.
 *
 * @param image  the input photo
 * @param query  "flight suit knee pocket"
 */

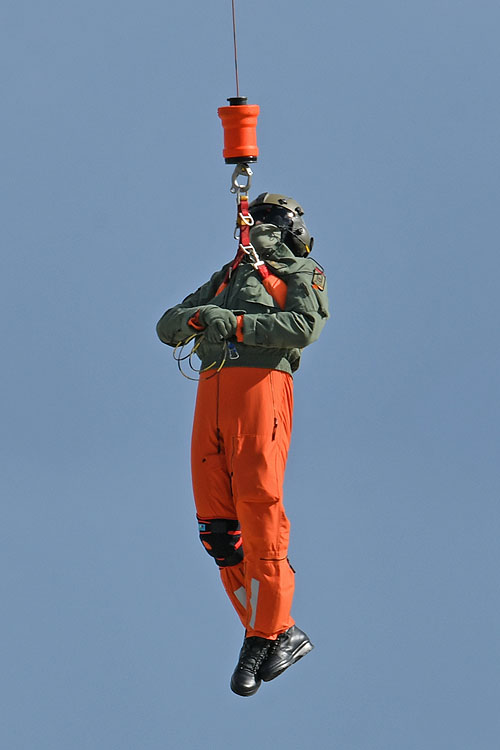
xmin=192 ymin=452 xmax=233 ymax=517
xmin=231 ymin=434 xmax=281 ymax=502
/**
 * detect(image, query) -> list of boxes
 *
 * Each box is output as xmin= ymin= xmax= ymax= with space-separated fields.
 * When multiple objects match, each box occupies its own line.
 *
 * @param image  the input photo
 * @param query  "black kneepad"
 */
xmin=197 ymin=517 xmax=244 ymax=567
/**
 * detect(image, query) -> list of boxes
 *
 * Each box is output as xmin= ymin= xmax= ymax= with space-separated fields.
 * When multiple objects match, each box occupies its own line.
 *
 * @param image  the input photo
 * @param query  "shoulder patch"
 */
xmin=267 ymin=260 xmax=284 ymax=270
xmin=312 ymin=267 xmax=326 ymax=291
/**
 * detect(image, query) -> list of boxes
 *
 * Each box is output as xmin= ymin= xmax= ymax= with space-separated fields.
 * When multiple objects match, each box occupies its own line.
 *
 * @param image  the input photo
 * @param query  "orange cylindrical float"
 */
xmin=218 ymin=96 xmax=260 ymax=164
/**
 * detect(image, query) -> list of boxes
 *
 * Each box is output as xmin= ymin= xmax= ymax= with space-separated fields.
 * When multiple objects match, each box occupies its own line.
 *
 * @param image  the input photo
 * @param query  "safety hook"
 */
xmin=230 ymin=163 xmax=253 ymax=193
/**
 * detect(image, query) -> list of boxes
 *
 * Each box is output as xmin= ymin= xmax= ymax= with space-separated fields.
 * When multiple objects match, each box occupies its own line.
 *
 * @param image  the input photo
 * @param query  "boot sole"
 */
xmin=261 ymin=640 xmax=314 ymax=682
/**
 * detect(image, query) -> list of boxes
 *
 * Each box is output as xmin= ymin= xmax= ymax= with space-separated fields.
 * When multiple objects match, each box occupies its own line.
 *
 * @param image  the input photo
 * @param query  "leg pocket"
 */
xmin=231 ymin=434 xmax=281 ymax=503
xmin=192 ymin=451 xmax=234 ymax=518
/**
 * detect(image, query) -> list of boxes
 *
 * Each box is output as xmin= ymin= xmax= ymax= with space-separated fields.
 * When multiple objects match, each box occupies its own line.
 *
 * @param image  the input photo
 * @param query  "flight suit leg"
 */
xmin=191 ymin=373 xmax=248 ymax=627
xmin=192 ymin=367 xmax=296 ymax=639
xmin=219 ymin=368 xmax=295 ymax=639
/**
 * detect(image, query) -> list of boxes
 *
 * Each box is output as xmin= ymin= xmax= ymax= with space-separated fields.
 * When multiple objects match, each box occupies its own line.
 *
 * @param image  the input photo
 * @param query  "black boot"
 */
xmin=230 ymin=636 xmax=272 ymax=697
xmin=258 ymin=625 xmax=314 ymax=682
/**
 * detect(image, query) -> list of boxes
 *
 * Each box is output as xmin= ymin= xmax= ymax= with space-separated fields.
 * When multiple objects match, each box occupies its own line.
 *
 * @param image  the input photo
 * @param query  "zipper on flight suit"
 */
xmin=216 ymin=373 xmax=222 ymax=453
xmin=269 ymin=371 xmax=278 ymax=441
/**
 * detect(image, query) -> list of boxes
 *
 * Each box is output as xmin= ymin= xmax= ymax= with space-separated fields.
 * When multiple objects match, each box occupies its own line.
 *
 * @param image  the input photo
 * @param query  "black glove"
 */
xmin=199 ymin=306 xmax=237 ymax=344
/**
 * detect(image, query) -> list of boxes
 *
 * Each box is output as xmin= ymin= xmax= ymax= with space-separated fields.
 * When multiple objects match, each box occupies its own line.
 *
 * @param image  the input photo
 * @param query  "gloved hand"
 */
xmin=199 ymin=306 xmax=238 ymax=343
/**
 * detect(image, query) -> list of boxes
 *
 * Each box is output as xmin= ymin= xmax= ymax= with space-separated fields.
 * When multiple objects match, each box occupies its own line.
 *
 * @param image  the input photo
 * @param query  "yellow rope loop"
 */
xmin=172 ymin=332 xmax=228 ymax=381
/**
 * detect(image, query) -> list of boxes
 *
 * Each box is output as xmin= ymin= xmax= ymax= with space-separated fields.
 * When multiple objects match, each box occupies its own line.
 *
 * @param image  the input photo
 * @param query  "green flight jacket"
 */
xmin=156 ymin=243 xmax=329 ymax=375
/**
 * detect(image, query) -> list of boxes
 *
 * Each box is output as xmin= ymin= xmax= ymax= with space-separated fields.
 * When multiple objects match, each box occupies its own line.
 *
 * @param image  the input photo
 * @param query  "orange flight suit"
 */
xmin=191 ymin=366 xmax=295 ymax=640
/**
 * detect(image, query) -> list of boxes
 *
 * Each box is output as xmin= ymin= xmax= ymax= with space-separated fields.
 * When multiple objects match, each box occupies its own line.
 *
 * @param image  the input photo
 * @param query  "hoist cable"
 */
xmin=231 ymin=0 xmax=240 ymax=97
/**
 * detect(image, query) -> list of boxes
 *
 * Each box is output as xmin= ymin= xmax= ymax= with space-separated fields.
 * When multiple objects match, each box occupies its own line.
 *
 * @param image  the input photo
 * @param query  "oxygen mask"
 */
xmin=249 ymin=223 xmax=282 ymax=256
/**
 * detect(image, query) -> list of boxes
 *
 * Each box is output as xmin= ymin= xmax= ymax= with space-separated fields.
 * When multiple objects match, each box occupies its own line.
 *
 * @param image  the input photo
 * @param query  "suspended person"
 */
xmin=156 ymin=193 xmax=329 ymax=696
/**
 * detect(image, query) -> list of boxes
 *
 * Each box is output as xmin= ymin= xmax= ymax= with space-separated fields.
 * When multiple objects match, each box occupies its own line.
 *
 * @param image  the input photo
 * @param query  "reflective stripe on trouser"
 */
xmin=191 ymin=367 xmax=295 ymax=639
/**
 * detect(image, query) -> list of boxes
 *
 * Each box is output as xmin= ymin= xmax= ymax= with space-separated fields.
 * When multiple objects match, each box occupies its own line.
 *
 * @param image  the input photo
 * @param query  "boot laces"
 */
xmin=237 ymin=637 xmax=271 ymax=673
xmin=267 ymin=630 xmax=288 ymax=657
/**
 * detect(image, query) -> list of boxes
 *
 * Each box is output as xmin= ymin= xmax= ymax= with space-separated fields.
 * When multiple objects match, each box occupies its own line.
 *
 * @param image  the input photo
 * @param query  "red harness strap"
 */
xmin=215 ymin=195 xmax=288 ymax=310
xmin=215 ymin=195 xmax=251 ymax=296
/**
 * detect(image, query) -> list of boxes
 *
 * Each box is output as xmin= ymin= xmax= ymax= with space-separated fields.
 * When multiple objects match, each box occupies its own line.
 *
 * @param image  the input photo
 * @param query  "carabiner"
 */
xmin=230 ymin=163 xmax=253 ymax=194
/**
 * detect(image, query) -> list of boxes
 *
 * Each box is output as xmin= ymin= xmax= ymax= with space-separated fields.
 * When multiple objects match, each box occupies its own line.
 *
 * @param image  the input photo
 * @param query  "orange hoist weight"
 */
xmin=218 ymin=96 xmax=260 ymax=164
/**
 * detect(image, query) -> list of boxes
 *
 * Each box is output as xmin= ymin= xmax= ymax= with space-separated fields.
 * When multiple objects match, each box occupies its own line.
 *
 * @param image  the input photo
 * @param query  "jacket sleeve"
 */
xmin=241 ymin=263 xmax=329 ymax=350
xmin=156 ymin=268 xmax=227 ymax=346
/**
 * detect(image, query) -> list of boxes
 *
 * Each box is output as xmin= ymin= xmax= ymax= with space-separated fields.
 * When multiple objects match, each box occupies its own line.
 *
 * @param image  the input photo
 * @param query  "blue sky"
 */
xmin=2 ymin=1 xmax=499 ymax=748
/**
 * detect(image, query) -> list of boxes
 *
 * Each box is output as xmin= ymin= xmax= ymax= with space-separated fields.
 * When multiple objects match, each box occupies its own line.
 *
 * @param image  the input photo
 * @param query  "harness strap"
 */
xmin=259 ymin=266 xmax=288 ymax=310
xmin=215 ymin=195 xmax=250 ymax=295
xmin=215 ymin=194 xmax=288 ymax=310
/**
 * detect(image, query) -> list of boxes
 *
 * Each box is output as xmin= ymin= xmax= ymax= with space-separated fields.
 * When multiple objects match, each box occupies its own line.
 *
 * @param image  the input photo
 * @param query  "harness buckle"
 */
xmin=238 ymin=211 xmax=254 ymax=227
xmin=239 ymin=243 xmax=265 ymax=270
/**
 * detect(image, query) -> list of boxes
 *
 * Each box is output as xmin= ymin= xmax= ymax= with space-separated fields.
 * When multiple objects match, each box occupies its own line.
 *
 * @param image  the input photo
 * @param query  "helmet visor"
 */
xmin=249 ymin=204 xmax=295 ymax=230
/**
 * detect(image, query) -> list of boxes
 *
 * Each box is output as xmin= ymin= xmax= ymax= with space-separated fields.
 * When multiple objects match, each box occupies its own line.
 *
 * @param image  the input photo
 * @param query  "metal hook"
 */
xmin=230 ymin=163 xmax=253 ymax=193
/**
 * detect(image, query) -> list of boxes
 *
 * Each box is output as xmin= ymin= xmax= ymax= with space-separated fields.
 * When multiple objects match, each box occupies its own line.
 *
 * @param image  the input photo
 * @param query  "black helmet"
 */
xmin=248 ymin=193 xmax=314 ymax=257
